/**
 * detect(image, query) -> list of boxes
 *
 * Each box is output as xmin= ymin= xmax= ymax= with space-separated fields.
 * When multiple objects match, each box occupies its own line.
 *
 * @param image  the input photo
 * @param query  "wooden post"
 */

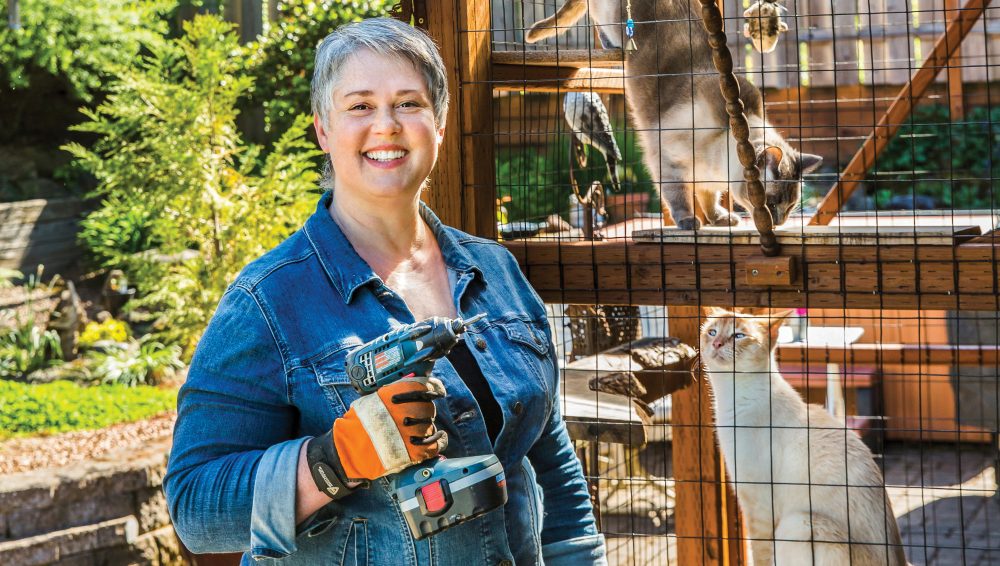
xmin=7 ymin=0 xmax=20 ymax=29
xmin=267 ymin=0 xmax=279 ymax=24
xmin=671 ymin=306 xmax=742 ymax=565
xmin=945 ymin=0 xmax=965 ymax=119
xmin=424 ymin=1 xmax=496 ymax=237
xmin=808 ymin=0 xmax=990 ymax=225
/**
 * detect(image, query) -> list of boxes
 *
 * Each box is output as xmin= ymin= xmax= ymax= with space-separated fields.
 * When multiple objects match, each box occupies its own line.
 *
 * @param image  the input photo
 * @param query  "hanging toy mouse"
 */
xmin=743 ymin=0 xmax=789 ymax=54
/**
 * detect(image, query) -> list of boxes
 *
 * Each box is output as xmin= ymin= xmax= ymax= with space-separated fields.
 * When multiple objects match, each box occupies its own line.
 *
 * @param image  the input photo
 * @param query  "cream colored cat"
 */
xmin=701 ymin=309 xmax=907 ymax=566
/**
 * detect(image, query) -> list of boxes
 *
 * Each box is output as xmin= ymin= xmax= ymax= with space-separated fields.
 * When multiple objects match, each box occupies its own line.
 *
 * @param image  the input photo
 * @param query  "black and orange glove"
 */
xmin=307 ymin=376 xmax=448 ymax=499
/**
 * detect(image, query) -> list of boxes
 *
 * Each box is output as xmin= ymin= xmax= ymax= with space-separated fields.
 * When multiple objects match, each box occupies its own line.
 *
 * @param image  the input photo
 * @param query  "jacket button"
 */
xmin=475 ymin=337 xmax=487 ymax=351
xmin=512 ymin=401 xmax=523 ymax=416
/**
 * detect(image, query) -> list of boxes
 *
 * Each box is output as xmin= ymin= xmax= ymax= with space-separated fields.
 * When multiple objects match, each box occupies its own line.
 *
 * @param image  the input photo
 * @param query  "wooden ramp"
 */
xmin=632 ymin=225 xmax=982 ymax=246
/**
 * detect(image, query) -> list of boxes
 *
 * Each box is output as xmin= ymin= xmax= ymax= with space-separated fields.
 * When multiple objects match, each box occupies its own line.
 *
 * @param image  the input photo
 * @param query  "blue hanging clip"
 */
xmin=624 ymin=1 xmax=638 ymax=52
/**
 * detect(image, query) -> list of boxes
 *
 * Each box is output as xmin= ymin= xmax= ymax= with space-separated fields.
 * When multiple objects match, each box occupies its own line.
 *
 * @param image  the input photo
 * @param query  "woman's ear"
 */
xmin=436 ymin=125 xmax=446 ymax=145
xmin=314 ymin=114 xmax=331 ymax=153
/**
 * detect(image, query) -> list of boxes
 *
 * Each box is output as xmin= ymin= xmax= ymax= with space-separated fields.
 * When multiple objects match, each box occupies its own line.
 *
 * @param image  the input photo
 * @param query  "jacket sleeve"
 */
xmin=526 ymin=320 xmax=607 ymax=565
xmin=163 ymin=286 xmax=310 ymax=560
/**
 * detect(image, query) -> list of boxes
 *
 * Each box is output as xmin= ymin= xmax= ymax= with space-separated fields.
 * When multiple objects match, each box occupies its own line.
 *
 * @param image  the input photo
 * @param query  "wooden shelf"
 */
xmin=633 ymin=225 xmax=983 ymax=246
xmin=492 ymin=50 xmax=626 ymax=94
xmin=503 ymin=240 xmax=1000 ymax=311
xmin=492 ymin=48 xmax=625 ymax=68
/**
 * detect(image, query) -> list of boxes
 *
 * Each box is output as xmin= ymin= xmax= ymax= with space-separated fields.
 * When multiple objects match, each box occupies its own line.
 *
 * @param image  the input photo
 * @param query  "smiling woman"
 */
xmin=163 ymin=16 xmax=607 ymax=566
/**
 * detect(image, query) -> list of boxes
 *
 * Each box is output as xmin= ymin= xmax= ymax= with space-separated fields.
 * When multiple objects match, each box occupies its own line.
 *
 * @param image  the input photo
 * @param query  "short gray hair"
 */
xmin=311 ymin=18 xmax=450 ymax=188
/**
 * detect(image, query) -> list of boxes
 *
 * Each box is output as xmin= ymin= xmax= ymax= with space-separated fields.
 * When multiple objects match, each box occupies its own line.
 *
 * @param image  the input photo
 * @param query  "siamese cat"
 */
xmin=526 ymin=0 xmax=822 ymax=229
xmin=701 ymin=309 xmax=907 ymax=566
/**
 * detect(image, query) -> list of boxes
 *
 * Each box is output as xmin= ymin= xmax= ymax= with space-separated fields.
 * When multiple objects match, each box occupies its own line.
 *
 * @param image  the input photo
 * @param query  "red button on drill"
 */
xmin=420 ymin=481 xmax=447 ymax=513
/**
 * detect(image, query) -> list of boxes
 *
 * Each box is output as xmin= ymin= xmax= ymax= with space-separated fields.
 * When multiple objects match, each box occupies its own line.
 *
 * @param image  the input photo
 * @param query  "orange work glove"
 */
xmin=308 ymin=375 xmax=449 ymax=501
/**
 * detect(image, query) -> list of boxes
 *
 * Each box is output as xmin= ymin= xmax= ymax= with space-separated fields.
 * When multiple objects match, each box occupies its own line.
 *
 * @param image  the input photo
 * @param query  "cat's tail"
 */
xmin=525 ymin=0 xmax=589 ymax=43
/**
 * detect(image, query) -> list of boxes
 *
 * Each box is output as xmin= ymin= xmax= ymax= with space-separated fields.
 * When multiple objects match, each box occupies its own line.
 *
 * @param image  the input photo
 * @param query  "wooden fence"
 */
xmin=0 ymin=199 xmax=86 ymax=276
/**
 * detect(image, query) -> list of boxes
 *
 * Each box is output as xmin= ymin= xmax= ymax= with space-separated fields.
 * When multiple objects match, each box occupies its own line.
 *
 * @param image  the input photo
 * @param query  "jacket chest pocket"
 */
xmin=497 ymin=318 xmax=553 ymax=402
xmin=312 ymin=348 xmax=362 ymax=419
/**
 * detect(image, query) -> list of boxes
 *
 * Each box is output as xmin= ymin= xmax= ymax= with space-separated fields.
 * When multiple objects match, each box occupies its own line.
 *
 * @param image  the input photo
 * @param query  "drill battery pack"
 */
xmin=392 ymin=454 xmax=508 ymax=540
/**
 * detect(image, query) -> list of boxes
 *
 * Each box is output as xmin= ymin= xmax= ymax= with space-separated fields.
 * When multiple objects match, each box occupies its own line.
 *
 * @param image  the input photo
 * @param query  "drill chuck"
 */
xmin=346 ymin=314 xmax=485 ymax=394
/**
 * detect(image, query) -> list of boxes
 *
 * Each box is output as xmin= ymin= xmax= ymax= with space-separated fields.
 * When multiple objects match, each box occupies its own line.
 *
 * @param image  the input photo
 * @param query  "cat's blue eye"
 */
xmin=734 ymin=332 xmax=746 ymax=339
xmin=707 ymin=329 xmax=717 ymax=337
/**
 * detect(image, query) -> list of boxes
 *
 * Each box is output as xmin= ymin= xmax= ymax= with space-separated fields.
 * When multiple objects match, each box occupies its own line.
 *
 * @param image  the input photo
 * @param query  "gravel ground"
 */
xmin=0 ymin=412 xmax=176 ymax=475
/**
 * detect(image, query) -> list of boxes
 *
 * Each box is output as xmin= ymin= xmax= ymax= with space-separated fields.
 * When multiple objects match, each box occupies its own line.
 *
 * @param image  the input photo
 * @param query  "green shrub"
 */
xmin=65 ymin=14 xmax=322 ymax=353
xmin=495 ymin=116 xmax=655 ymax=223
xmin=247 ymin=0 xmax=390 ymax=140
xmin=0 ymin=0 xmax=175 ymax=101
xmin=0 ymin=324 xmax=63 ymax=379
xmin=88 ymin=338 xmax=184 ymax=387
xmin=0 ymin=379 xmax=176 ymax=438
xmin=870 ymin=105 xmax=1000 ymax=210
xmin=77 ymin=195 xmax=162 ymax=269
xmin=0 ymin=267 xmax=63 ymax=379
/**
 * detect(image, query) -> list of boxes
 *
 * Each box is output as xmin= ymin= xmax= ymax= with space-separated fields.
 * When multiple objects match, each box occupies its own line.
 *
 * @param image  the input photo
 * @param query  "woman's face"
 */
xmin=314 ymin=49 xmax=444 ymax=204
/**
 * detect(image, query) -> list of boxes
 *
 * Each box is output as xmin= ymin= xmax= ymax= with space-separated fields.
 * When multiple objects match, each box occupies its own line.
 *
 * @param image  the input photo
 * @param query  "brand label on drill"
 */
xmin=374 ymin=347 xmax=402 ymax=372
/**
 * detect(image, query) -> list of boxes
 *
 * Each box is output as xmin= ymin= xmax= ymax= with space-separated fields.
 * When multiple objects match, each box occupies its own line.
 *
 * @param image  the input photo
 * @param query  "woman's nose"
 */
xmin=373 ymin=108 xmax=402 ymax=134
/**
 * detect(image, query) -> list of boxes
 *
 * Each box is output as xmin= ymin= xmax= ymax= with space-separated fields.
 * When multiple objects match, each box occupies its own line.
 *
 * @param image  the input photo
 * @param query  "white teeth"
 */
xmin=364 ymin=150 xmax=406 ymax=161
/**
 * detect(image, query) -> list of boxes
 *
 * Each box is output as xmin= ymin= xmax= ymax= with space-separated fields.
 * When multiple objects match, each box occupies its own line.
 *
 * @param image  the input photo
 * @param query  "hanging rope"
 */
xmin=697 ymin=0 xmax=781 ymax=256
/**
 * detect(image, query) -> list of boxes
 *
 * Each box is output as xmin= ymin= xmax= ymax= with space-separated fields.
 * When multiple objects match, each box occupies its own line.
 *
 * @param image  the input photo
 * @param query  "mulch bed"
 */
xmin=0 ymin=412 xmax=176 ymax=475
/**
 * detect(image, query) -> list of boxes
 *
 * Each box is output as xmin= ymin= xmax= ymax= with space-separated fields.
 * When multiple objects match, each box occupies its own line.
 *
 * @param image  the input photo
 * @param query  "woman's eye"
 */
xmin=349 ymin=103 xmax=370 ymax=111
xmin=399 ymin=100 xmax=421 ymax=108
xmin=707 ymin=329 xmax=717 ymax=337
xmin=734 ymin=332 xmax=746 ymax=339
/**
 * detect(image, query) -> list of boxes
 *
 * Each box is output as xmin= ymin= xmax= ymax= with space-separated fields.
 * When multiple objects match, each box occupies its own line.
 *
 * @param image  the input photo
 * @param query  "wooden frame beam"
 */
xmin=504 ymin=240 xmax=1000 ymax=311
xmin=809 ymin=0 xmax=991 ymax=225
xmin=777 ymin=343 xmax=1000 ymax=365
xmin=424 ymin=1 xmax=495 ymax=237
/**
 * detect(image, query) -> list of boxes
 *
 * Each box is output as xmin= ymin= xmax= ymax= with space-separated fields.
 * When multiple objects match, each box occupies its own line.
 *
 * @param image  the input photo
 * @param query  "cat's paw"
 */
xmin=711 ymin=212 xmax=741 ymax=227
xmin=676 ymin=217 xmax=701 ymax=230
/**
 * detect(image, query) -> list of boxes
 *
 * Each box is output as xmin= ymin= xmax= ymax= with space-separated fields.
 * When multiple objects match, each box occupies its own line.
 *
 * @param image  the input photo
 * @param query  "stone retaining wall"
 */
xmin=0 ymin=435 xmax=184 ymax=565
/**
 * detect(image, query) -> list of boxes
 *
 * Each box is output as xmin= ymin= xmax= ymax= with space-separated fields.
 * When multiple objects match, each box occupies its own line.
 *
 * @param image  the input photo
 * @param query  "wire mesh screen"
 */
xmin=462 ymin=0 xmax=1000 ymax=563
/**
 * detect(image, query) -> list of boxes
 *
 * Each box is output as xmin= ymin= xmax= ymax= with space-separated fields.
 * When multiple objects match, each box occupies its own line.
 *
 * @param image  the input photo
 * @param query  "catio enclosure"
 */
xmin=412 ymin=0 xmax=999 ymax=564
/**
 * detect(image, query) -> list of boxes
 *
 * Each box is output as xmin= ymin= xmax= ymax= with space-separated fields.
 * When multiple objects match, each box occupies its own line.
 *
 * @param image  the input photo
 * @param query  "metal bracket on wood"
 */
xmin=390 ymin=0 xmax=428 ymax=29
xmin=745 ymin=256 xmax=799 ymax=287
xmin=809 ymin=0 xmax=991 ymax=226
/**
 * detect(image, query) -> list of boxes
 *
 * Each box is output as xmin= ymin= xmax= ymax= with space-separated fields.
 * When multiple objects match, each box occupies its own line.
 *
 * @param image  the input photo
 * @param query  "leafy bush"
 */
xmin=870 ymin=105 xmax=1000 ymax=210
xmin=0 ymin=379 xmax=176 ymax=438
xmin=65 ymin=14 xmax=322 ymax=353
xmin=77 ymin=194 xmax=162 ymax=269
xmin=247 ymin=0 xmax=390 ymax=139
xmin=89 ymin=338 xmax=184 ymax=387
xmin=0 ymin=268 xmax=63 ymax=379
xmin=0 ymin=0 xmax=175 ymax=101
xmin=496 ymin=121 xmax=655 ymax=223
xmin=0 ymin=324 xmax=63 ymax=379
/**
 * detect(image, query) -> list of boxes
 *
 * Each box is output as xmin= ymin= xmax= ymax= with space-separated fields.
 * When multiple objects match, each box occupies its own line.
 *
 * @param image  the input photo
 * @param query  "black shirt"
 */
xmin=447 ymin=340 xmax=503 ymax=444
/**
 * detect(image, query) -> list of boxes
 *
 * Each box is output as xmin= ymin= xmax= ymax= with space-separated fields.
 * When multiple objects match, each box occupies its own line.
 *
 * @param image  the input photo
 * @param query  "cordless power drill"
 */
xmin=345 ymin=314 xmax=507 ymax=540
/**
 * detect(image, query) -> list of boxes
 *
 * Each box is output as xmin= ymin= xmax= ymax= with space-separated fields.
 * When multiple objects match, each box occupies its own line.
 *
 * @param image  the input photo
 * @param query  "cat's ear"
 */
xmin=705 ymin=306 xmax=730 ymax=319
xmin=800 ymin=153 xmax=823 ymax=175
xmin=766 ymin=309 xmax=793 ymax=345
xmin=756 ymin=146 xmax=783 ymax=176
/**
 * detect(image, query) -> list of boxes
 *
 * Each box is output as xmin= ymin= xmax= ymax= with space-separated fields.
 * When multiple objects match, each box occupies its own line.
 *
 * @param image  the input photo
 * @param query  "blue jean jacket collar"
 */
xmin=302 ymin=191 xmax=485 ymax=305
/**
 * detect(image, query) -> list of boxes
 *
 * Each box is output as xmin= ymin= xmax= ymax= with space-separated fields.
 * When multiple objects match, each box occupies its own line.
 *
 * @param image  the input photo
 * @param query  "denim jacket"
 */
xmin=164 ymin=192 xmax=606 ymax=565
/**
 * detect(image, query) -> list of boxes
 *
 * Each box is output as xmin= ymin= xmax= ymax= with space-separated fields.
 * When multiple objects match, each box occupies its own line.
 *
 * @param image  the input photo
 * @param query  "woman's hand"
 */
xmin=332 ymin=375 xmax=448 ymax=481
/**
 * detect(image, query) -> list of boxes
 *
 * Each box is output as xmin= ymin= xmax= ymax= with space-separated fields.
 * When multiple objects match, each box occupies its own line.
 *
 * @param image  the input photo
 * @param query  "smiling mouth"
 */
xmin=364 ymin=149 xmax=407 ymax=162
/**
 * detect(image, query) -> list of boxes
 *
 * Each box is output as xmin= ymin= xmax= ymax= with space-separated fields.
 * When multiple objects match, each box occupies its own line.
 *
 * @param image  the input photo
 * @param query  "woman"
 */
xmin=164 ymin=17 xmax=606 ymax=566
